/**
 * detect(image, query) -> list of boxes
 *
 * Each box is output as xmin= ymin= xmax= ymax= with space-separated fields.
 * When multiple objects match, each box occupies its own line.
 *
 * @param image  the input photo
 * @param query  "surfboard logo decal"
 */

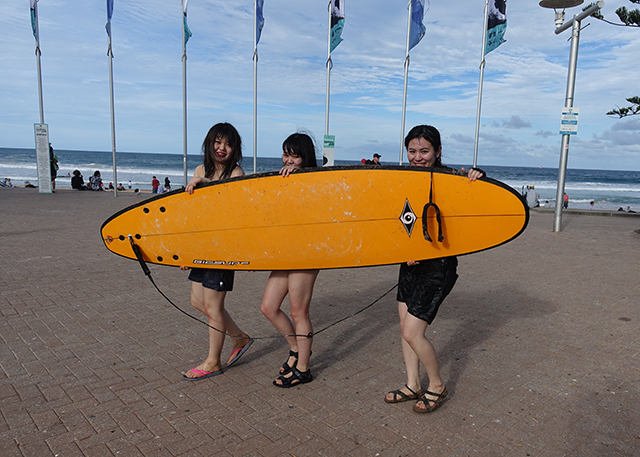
xmin=193 ymin=259 xmax=250 ymax=266
xmin=399 ymin=199 xmax=417 ymax=237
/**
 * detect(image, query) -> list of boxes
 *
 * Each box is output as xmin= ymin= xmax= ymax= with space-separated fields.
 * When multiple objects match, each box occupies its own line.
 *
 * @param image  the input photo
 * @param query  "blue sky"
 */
xmin=1 ymin=0 xmax=639 ymax=170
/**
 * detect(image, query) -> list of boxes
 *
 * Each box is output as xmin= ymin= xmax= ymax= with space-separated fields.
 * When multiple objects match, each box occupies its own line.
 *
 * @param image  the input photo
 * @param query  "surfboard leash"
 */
xmin=128 ymin=236 xmax=401 ymax=341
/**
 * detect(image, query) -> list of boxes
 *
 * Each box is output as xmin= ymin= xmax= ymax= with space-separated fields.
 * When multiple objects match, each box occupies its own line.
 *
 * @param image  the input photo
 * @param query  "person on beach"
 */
xmin=164 ymin=177 xmax=171 ymax=192
xmin=117 ymin=183 xmax=125 ymax=191
xmin=260 ymin=132 xmax=320 ymax=388
xmin=180 ymin=123 xmax=253 ymax=380
xmin=563 ymin=193 xmax=569 ymax=209
xmin=49 ymin=144 xmax=58 ymax=191
xmin=88 ymin=171 xmax=103 ymax=191
xmin=526 ymin=185 xmax=540 ymax=208
xmin=384 ymin=125 xmax=484 ymax=414
xmin=151 ymin=176 xmax=160 ymax=194
xmin=71 ymin=170 xmax=87 ymax=190
xmin=2 ymin=178 xmax=13 ymax=187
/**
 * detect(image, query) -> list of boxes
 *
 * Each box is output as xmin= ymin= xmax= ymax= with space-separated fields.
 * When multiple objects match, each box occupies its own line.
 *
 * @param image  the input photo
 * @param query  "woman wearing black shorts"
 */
xmin=384 ymin=125 xmax=484 ymax=413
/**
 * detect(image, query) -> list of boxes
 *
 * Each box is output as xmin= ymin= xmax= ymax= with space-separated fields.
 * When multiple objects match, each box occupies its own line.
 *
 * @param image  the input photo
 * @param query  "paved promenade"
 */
xmin=1 ymin=188 xmax=639 ymax=456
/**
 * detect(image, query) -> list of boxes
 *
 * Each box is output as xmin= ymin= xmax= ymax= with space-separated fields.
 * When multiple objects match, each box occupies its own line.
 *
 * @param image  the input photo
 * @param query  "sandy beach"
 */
xmin=1 ymin=187 xmax=639 ymax=456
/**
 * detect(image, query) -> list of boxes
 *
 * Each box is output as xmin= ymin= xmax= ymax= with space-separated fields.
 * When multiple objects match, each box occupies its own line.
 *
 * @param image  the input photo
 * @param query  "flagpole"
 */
xmin=182 ymin=0 xmax=188 ymax=186
xmin=399 ymin=0 xmax=413 ymax=165
xmin=473 ymin=0 xmax=490 ymax=169
xmin=107 ymin=34 xmax=118 ymax=197
xmin=252 ymin=1 xmax=258 ymax=174
xmin=33 ymin=1 xmax=44 ymax=125
xmin=325 ymin=1 xmax=332 ymax=141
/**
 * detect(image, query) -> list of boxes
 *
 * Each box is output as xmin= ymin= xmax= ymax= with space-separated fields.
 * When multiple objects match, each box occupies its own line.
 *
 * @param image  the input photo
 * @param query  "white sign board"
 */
xmin=323 ymin=135 xmax=335 ymax=167
xmin=34 ymin=123 xmax=52 ymax=193
xmin=559 ymin=107 xmax=579 ymax=135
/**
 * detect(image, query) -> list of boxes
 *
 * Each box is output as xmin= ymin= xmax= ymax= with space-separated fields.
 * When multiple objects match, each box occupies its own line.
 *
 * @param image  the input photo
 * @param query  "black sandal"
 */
xmin=273 ymin=367 xmax=313 ymax=388
xmin=280 ymin=350 xmax=298 ymax=374
xmin=413 ymin=387 xmax=448 ymax=413
xmin=384 ymin=385 xmax=423 ymax=404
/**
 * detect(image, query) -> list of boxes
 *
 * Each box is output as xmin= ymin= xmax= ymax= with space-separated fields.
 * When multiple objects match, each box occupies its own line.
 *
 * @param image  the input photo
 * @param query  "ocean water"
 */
xmin=1 ymin=147 xmax=639 ymax=211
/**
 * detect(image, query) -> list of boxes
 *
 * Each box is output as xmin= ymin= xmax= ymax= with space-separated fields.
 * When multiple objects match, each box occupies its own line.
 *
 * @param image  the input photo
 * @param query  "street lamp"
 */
xmin=540 ymin=0 xmax=604 ymax=232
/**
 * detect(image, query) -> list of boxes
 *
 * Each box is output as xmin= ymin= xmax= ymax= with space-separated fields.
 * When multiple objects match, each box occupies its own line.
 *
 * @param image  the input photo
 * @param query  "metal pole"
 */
xmin=325 ymin=1 xmax=332 ymax=138
xmin=253 ymin=0 xmax=258 ymax=174
xmin=399 ymin=0 xmax=412 ymax=166
xmin=552 ymin=0 xmax=603 ymax=232
xmin=34 ymin=1 xmax=44 ymax=125
xmin=108 ymin=35 xmax=118 ymax=197
xmin=182 ymin=1 xmax=188 ymax=186
xmin=473 ymin=0 xmax=489 ymax=169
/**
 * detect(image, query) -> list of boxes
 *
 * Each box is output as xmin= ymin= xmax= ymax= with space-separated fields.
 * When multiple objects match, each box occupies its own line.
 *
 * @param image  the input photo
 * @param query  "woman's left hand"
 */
xmin=461 ymin=167 xmax=485 ymax=182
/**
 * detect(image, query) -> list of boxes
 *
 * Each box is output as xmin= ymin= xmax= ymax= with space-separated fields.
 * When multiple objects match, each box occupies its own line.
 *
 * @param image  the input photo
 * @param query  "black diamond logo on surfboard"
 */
xmin=399 ymin=199 xmax=417 ymax=237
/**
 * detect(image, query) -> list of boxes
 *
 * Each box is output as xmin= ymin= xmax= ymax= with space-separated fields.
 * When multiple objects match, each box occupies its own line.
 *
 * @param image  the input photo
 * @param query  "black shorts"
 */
xmin=188 ymin=268 xmax=234 ymax=291
xmin=396 ymin=257 xmax=458 ymax=325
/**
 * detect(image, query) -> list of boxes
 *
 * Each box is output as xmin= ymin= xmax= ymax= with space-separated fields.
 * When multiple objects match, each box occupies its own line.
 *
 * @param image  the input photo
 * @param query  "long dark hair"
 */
xmin=282 ymin=133 xmax=318 ymax=168
xmin=202 ymin=123 xmax=243 ymax=180
xmin=404 ymin=125 xmax=443 ymax=168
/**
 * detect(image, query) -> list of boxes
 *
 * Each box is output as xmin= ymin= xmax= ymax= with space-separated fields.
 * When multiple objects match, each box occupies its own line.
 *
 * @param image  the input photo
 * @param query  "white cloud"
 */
xmin=1 ymin=0 xmax=638 ymax=170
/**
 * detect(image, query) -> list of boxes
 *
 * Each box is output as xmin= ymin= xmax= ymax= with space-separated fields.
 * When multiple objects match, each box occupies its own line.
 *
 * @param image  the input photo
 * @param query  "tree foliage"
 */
xmin=606 ymin=96 xmax=640 ymax=118
xmin=585 ymin=0 xmax=640 ymax=27
xmin=584 ymin=1 xmax=639 ymax=117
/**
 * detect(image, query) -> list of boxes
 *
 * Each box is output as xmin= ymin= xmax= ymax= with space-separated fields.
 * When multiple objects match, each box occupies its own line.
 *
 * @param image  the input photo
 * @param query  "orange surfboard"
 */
xmin=101 ymin=166 xmax=528 ymax=270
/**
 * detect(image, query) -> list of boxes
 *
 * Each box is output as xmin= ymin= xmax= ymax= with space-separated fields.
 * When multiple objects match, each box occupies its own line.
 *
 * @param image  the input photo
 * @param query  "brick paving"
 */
xmin=1 ymin=187 xmax=639 ymax=456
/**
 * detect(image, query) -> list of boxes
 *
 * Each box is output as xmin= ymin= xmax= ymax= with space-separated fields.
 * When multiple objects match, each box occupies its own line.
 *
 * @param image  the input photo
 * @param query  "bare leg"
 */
xmin=261 ymin=271 xmax=298 ymax=371
xmin=184 ymin=282 xmax=248 ymax=378
xmin=261 ymin=270 xmax=319 ymax=385
xmin=385 ymin=301 xmax=423 ymax=402
xmin=284 ymin=270 xmax=318 ymax=372
xmin=401 ymin=312 xmax=445 ymax=409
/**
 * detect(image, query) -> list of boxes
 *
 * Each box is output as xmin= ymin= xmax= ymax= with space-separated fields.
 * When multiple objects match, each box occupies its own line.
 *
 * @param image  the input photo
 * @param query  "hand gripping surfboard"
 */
xmin=101 ymin=166 xmax=529 ymax=270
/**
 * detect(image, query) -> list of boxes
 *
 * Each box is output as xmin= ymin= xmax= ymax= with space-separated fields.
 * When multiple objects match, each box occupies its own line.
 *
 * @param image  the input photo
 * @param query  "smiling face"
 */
xmin=406 ymin=137 xmax=441 ymax=167
xmin=282 ymin=148 xmax=303 ymax=169
xmin=212 ymin=136 xmax=234 ymax=165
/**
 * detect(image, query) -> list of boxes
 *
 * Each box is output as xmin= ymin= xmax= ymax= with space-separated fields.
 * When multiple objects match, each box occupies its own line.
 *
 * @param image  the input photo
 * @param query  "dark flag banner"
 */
xmin=486 ymin=0 xmax=507 ymax=54
xmin=183 ymin=0 xmax=192 ymax=45
xmin=330 ymin=0 xmax=345 ymax=52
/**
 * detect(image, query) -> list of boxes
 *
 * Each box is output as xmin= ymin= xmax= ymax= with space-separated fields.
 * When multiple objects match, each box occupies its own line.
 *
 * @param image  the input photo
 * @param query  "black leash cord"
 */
xmin=128 ymin=236 xmax=400 ymax=340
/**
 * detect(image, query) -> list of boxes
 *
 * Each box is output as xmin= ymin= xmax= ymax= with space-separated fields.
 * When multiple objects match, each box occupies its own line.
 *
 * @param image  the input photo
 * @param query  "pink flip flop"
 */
xmin=226 ymin=338 xmax=254 ymax=368
xmin=182 ymin=368 xmax=223 ymax=381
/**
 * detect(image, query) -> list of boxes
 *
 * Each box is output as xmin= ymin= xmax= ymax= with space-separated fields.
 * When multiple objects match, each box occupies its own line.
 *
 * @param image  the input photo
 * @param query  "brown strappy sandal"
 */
xmin=412 ymin=387 xmax=448 ymax=413
xmin=384 ymin=385 xmax=423 ymax=404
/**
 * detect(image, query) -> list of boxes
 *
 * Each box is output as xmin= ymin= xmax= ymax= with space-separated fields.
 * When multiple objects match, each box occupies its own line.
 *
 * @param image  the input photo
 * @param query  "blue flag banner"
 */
xmin=183 ymin=0 xmax=192 ymax=45
xmin=106 ymin=0 xmax=114 ymax=38
xmin=330 ymin=0 xmax=345 ymax=52
xmin=485 ymin=0 xmax=507 ymax=54
xmin=408 ymin=0 xmax=426 ymax=50
xmin=256 ymin=0 xmax=265 ymax=45
xmin=30 ymin=0 xmax=38 ymax=41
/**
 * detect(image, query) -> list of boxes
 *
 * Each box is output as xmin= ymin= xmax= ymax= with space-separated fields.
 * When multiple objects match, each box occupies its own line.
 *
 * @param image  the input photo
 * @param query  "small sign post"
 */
xmin=34 ymin=123 xmax=52 ymax=193
xmin=323 ymin=134 xmax=335 ymax=167
xmin=559 ymin=107 xmax=579 ymax=135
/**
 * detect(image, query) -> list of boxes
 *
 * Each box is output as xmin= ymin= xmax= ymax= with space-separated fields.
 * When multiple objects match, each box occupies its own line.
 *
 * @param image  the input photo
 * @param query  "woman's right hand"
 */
xmin=279 ymin=165 xmax=298 ymax=177
xmin=185 ymin=176 xmax=210 ymax=194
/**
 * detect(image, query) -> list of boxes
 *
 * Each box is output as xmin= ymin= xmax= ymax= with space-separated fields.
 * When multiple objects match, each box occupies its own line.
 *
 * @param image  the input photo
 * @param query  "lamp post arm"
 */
xmin=555 ymin=0 xmax=604 ymax=34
